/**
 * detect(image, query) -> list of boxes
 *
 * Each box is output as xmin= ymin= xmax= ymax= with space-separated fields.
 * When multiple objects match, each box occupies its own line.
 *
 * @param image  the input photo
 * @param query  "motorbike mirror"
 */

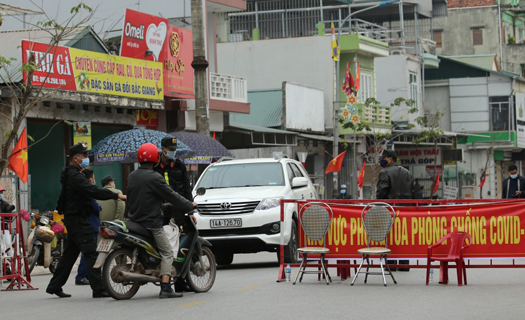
xmin=196 ymin=187 xmax=206 ymax=196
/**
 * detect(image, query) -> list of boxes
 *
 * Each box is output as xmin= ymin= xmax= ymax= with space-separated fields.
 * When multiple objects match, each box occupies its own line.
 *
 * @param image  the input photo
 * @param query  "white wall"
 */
xmin=376 ymin=55 xmax=423 ymax=124
xmin=425 ymin=80 xmax=451 ymax=131
xmin=217 ymin=36 xmax=334 ymax=129
xmin=283 ymin=82 xmax=325 ymax=132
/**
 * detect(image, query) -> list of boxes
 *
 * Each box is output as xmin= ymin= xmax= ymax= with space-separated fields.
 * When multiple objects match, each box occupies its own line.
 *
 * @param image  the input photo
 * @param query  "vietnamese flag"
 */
xmin=357 ymin=159 xmax=366 ymax=189
xmin=7 ymin=127 xmax=28 ymax=183
xmin=325 ymin=151 xmax=347 ymax=174
xmin=478 ymin=170 xmax=487 ymax=188
xmin=432 ymin=167 xmax=441 ymax=195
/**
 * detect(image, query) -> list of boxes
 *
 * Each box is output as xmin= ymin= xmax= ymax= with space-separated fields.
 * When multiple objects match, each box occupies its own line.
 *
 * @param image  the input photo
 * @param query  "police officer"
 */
xmin=154 ymin=136 xmax=194 ymax=203
xmin=46 ymin=143 xmax=127 ymax=298
xmin=154 ymin=136 xmax=195 ymax=292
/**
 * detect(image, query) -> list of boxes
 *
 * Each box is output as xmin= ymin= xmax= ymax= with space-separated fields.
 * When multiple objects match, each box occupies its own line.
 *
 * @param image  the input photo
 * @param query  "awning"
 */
xmin=229 ymin=122 xmax=297 ymax=146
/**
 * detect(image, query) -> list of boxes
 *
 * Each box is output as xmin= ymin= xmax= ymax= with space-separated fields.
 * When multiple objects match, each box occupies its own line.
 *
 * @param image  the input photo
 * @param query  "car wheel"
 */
xmin=215 ymin=252 xmax=234 ymax=266
xmin=284 ymin=220 xmax=298 ymax=263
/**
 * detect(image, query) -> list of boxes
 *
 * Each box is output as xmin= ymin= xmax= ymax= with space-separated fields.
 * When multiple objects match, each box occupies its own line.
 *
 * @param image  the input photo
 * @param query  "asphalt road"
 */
xmin=2 ymin=254 xmax=525 ymax=320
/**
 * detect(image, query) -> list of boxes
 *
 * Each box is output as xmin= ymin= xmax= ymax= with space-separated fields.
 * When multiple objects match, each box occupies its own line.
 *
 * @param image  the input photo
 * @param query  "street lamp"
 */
xmin=332 ymin=0 xmax=399 ymax=198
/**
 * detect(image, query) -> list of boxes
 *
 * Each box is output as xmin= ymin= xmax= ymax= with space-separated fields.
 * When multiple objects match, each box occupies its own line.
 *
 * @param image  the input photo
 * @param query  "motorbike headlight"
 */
xmin=255 ymin=197 xmax=282 ymax=211
xmin=40 ymin=216 xmax=50 ymax=226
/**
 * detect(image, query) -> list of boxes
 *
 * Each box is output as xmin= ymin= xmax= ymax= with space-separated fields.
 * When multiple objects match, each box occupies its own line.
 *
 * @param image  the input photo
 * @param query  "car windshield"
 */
xmin=196 ymin=163 xmax=285 ymax=188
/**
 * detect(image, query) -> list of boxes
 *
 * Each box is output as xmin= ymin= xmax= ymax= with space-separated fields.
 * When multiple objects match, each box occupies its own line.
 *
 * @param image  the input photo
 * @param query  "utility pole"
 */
xmin=191 ymin=0 xmax=210 ymax=135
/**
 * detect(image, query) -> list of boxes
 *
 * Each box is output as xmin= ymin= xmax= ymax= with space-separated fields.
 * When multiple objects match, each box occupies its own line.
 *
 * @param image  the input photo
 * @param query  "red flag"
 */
xmin=355 ymin=62 xmax=361 ymax=91
xmin=357 ymin=159 xmax=366 ymax=189
xmin=8 ymin=127 xmax=28 ymax=183
xmin=325 ymin=151 xmax=346 ymax=174
xmin=478 ymin=170 xmax=487 ymax=188
xmin=432 ymin=167 xmax=441 ymax=195
xmin=212 ymin=132 xmax=216 ymax=140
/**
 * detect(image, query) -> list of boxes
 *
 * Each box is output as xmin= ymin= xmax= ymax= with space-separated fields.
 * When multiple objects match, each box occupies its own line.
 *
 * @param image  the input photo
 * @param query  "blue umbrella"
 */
xmin=91 ymin=128 xmax=194 ymax=164
xmin=168 ymin=131 xmax=232 ymax=164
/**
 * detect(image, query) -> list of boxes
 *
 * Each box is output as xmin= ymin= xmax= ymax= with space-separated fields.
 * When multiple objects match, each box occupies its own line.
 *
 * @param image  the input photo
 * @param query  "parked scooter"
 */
xmin=95 ymin=187 xmax=216 ymax=300
xmin=27 ymin=212 xmax=55 ymax=273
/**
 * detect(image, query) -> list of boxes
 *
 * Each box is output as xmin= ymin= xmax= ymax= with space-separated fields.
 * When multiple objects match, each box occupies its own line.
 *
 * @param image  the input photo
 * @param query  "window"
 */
xmin=473 ymin=28 xmax=483 ymax=46
xmin=433 ymin=31 xmax=443 ymax=48
xmin=360 ymin=73 xmax=372 ymax=103
xmin=489 ymin=96 xmax=510 ymax=131
xmin=196 ymin=163 xmax=285 ymax=188
xmin=409 ymin=73 xmax=418 ymax=108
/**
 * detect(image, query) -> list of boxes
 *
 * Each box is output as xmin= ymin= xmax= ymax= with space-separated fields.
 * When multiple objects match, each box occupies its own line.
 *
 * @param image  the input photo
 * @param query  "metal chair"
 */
xmin=293 ymin=202 xmax=333 ymax=285
xmin=351 ymin=202 xmax=397 ymax=287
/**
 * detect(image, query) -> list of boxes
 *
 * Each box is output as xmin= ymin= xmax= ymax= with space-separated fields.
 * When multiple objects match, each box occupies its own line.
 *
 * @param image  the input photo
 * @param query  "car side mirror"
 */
xmin=291 ymin=177 xmax=308 ymax=188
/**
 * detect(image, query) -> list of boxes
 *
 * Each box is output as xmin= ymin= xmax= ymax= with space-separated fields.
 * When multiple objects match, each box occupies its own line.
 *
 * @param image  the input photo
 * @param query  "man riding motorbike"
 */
xmin=127 ymin=143 xmax=197 ymax=298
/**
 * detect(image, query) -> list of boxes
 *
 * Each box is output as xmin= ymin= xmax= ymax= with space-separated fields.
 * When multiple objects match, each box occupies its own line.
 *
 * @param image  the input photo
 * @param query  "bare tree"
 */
xmin=0 ymin=2 xmax=94 ymax=177
xmin=340 ymin=97 xmax=417 ymax=199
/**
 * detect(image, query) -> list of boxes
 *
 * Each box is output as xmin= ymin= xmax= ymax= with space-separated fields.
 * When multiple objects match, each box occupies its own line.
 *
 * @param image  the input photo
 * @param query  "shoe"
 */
xmin=93 ymin=290 xmax=111 ymax=298
xmin=75 ymin=277 xmax=90 ymax=285
xmin=160 ymin=287 xmax=183 ymax=299
xmin=46 ymin=288 xmax=72 ymax=298
xmin=174 ymin=282 xmax=193 ymax=293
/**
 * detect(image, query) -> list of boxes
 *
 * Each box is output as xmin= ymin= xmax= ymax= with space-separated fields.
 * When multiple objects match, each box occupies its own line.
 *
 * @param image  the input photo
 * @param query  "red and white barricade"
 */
xmin=1 ymin=212 xmax=37 ymax=290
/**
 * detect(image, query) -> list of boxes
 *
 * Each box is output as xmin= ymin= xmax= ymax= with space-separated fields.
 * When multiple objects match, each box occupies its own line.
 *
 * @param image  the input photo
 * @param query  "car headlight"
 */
xmin=255 ymin=197 xmax=281 ymax=211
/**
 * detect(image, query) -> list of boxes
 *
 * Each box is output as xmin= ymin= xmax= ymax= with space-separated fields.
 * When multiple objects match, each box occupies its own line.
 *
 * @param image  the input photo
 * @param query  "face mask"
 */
xmin=341 ymin=189 xmax=346 ymax=194
xmin=93 ymin=180 xmax=96 ymax=185
xmin=165 ymin=150 xmax=176 ymax=160
xmin=511 ymin=174 xmax=518 ymax=179
xmin=76 ymin=156 xmax=90 ymax=169
xmin=379 ymin=159 xmax=388 ymax=168
xmin=0 ymin=194 xmax=3 ymax=200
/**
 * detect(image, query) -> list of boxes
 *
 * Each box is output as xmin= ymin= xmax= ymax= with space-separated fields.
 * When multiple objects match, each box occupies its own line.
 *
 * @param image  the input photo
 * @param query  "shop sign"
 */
xmin=120 ymin=9 xmax=194 ymax=98
xmin=396 ymin=147 xmax=441 ymax=166
xmin=21 ymin=40 xmax=164 ymax=101
xmin=73 ymin=122 xmax=92 ymax=149
xmin=136 ymin=110 xmax=158 ymax=129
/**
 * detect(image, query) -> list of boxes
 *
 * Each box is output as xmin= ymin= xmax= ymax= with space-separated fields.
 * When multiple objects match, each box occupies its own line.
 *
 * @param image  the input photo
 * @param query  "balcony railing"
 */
xmin=210 ymin=72 xmax=248 ymax=103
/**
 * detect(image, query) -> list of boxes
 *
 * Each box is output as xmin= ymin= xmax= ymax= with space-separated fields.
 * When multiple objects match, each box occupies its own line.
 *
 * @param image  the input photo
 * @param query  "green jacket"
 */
xmin=98 ymin=186 xmax=125 ymax=222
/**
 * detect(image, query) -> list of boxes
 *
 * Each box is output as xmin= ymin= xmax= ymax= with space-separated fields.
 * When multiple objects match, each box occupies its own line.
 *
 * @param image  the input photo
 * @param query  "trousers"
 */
xmin=147 ymin=227 xmax=173 ymax=277
xmin=47 ymin=215 xmax=103 ymax=293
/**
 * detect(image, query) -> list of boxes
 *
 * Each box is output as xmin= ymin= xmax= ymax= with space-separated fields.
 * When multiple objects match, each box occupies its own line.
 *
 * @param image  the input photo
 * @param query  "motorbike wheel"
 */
xmin=102 ymin=248 xmax=140 ymax=300
xmin=186 ymin=246 xmax=216 ymax=293
xmin=49 ymin=258 xmax=59 ymax=274
xmin=28 ymin=245 xmax=40 ymax=274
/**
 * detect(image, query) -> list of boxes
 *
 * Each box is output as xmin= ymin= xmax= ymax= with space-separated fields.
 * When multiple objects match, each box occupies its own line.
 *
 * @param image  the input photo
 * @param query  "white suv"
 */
xmin=193 ymin=157 xmax=318 ymax=265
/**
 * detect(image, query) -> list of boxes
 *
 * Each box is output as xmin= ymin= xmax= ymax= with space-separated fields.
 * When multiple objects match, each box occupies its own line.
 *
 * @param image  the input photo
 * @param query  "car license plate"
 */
xmin=97 ymin=239 xmax=114 ymax=252
xmin=210 ymin=218 xmax=242 ymax=228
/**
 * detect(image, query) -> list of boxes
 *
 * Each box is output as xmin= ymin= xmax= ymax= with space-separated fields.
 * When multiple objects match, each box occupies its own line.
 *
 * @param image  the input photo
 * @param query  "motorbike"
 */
xmin=27 ymin=212 xmax=56 ymax=273
xmin=27 ymin=211 xmax=67 ymax=273
xmin=94 ymin=187 xmax=216 ymax=300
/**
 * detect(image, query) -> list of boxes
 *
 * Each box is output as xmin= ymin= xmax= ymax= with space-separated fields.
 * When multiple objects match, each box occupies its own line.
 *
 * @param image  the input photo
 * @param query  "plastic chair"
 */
xmin=426 ymin=231 xmax=472 ymax=286
xmin=351 ymin=202 xmax=397 ymax=287
xmin=293 ymin=203 xmax=333 ymax=285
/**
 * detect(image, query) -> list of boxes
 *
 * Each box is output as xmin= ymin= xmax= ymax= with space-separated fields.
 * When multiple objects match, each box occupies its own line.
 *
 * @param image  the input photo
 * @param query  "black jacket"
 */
xmin=154 ymin=158 xmax=193 ymax=201
xmin=127 ymin=164 xmax=194 ymax=228
xmin=1 ymin=200 xmax=15 ymax=213
xmin=502 ymin=175 xmax=525 ymax=199
xmin=376 ymin=162 xmax=414 ymax=199
xmin=57 ymin=166 xmax=118 ymax=217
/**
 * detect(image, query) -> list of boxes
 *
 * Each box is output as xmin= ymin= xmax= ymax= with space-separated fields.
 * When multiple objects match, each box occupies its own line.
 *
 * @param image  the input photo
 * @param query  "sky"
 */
xmin=2 ymin=0 xmax=191 ymax=39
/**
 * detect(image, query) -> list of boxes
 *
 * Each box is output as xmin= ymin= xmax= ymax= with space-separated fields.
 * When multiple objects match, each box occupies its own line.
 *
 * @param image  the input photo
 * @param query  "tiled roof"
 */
xmin=448 ymin=0 xmax=497 ymax=8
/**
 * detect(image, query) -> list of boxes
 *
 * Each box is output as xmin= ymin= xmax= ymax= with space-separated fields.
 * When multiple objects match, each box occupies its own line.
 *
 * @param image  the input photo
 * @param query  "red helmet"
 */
xmin=137 ymin=143 xmax=160 ymax=163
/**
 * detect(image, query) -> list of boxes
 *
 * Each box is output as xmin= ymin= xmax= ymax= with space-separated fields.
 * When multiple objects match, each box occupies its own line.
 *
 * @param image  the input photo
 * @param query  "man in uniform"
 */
xmin=154 ymin=136 xmax=196 ymax=293
xmin=46 ymin=143 xmax=127 ymax=298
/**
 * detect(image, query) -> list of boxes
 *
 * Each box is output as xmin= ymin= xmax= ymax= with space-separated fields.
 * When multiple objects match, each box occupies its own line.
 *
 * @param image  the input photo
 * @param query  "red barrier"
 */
xmin=1 ymin=213 xmax=37 ymax=290
xmin=277 ymin=199 xmax=525 ymax=282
